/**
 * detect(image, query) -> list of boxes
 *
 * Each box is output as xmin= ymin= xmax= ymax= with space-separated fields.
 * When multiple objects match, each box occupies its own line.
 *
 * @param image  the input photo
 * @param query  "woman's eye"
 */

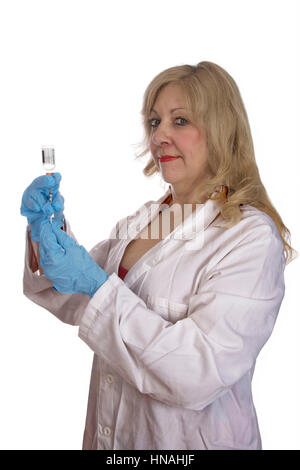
xmin=175 ymin=117 xmax=188 ymax=126
xmin=148 ymin=117 xmax=188 ymax=128
xmin=148 ymin=118 xmax=160 ymax=128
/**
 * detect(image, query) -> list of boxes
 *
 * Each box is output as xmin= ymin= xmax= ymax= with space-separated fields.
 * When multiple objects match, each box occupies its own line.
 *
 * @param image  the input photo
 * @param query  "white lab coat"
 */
xmin=23 ymin=186 xmax=286 ymax=450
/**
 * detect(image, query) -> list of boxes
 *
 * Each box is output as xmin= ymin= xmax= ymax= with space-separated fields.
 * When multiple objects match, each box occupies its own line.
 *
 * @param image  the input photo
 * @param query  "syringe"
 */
xmin=41 ymin=146 xmax=56 ymax=223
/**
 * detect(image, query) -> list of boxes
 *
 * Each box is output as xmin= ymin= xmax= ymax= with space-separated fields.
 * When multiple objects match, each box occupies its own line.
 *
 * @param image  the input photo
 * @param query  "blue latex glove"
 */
xmin=39 ymin=221 xmax=109 ymax=297
xmin=20 ymin=173 xmax=64 ymax=242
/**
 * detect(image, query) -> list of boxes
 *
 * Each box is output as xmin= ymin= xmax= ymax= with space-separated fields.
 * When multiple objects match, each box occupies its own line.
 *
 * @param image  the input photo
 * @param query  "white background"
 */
xmin=0 ymin=0 xmax=299 ymax=450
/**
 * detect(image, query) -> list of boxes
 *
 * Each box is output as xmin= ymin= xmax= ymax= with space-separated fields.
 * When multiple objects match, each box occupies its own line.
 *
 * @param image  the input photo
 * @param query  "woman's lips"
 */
xmin=160 ymin=156 xmax=181 ymax=162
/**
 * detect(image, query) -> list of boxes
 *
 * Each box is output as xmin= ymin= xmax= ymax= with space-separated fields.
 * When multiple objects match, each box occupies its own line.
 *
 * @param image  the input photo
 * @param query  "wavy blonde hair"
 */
xmin=134 ymin=61 xmax=297 ymax=265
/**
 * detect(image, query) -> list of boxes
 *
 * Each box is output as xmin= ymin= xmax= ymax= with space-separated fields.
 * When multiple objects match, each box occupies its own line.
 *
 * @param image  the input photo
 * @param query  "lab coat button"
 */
xmin=106 ymin=374 xmax=114 ymax=384
xmin=104 ymin=426 xmax=111 ymax=436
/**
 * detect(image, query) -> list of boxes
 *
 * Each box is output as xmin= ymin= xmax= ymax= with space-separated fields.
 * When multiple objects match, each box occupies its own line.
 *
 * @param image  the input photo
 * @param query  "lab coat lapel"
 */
xmin=105 ymin=189 xmax=171 ymax=284
xmin=106 ymin=189 xmax=223 ymax=288
xmin=154 ymin=197 xmax=223 ymax=259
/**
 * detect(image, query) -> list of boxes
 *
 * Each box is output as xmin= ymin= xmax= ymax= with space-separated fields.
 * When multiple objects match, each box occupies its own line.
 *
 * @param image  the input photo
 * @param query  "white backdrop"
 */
xmin=0 ymin=0 xmax=299 ymax=450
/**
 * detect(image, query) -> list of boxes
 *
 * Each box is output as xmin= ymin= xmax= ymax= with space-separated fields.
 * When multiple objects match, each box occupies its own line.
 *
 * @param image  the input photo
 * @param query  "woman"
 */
xmin=21 ymin=61 xmax=296 ymax=450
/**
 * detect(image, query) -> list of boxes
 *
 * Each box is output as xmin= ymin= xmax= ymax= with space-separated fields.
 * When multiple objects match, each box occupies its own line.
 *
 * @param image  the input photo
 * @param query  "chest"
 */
xmin=120 ymin=211 xmax=173 ymax=271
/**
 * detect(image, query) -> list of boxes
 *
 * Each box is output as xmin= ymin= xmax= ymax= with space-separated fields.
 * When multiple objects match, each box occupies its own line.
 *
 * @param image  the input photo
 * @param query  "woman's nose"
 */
xmin=151 ymin=123 xmax=172 ymax=146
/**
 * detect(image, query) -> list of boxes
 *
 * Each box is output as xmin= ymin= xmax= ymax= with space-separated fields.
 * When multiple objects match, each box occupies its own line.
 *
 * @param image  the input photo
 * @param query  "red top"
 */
xmin=117 ymin=193 xmax=172 ymax=281
xmin=118 ymin=264 xmax=128 ymax=280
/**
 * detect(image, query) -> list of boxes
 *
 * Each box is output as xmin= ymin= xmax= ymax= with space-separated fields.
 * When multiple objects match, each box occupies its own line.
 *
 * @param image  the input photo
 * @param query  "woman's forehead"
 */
xmin=152 ymin=84 xmax=188 ymax=111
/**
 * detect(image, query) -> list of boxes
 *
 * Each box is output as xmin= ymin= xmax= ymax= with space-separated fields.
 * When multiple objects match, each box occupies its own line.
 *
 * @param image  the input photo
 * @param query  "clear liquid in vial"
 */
xmin=42 ymin=146 xmax=56 ymax=172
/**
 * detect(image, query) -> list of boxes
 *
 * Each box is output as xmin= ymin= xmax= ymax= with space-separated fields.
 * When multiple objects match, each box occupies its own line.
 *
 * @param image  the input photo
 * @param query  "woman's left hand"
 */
xmin=39 ymin=221 xmax=109 ymax=297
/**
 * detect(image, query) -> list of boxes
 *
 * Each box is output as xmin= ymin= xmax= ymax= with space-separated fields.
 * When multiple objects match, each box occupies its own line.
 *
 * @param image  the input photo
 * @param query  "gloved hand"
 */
xmin=20 ymin=173 xmax=64 ymax=242
xmin=39 ymin=221 xmax=109 ymax=297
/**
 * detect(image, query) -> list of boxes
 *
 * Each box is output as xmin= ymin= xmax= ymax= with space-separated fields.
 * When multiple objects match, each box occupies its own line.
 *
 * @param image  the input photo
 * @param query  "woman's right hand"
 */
xmin=20 ymin=173 xmax=65 ymax=242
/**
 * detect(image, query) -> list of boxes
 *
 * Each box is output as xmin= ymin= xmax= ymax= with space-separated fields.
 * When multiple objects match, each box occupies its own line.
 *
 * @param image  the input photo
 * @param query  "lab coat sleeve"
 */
xmin=23 ymin=220 xmax=111 ymax=326
xmin=78 ymin=223 xmax=286 ymax=410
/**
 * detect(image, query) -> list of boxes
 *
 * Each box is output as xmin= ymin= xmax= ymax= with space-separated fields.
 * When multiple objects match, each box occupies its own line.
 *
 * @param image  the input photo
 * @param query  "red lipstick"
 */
xmin=160 ymin=155 xmax=181 ymax=162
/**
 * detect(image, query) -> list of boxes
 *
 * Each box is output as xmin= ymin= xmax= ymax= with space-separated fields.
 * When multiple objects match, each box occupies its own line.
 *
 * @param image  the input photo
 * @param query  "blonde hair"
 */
xmin=135 ymin=61 xmax=297 ymax=265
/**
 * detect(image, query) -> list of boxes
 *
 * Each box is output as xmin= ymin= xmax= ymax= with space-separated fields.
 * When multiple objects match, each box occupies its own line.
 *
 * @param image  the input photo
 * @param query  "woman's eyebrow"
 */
xmin=150 ymin=107 xmax=185 ymax=115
